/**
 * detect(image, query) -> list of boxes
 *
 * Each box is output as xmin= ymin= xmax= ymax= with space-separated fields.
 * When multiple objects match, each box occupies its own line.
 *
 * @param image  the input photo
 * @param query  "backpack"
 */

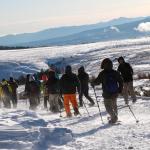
xmin=104 ymin=71 xmax=119 ymax=94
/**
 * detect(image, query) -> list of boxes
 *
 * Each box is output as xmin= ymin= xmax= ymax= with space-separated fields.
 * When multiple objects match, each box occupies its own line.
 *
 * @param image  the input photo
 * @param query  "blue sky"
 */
xmin=0 ymin=0 xmax=149 ymax=36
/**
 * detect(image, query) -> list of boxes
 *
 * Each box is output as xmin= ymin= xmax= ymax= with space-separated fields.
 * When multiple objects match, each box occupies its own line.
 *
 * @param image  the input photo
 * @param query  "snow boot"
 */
xmin=74 ymin=107 xmax=80 ymax=116
xmin=67 ymin=112 xmax=72 ymax=118
xmin=108 ymin=116 xmax=118 ymax=124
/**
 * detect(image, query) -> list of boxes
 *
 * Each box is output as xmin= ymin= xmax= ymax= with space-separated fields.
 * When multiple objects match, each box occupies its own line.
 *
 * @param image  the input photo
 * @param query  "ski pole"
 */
xmin=127 ymin=104 xmax=139 ymax=123
xmin=59 ymin=94 xmax=64 ymax=117
xmin=82 ymin=99 xmax=91 ymax=117
xmin=92 ymin=86 xmax=104 ymax=124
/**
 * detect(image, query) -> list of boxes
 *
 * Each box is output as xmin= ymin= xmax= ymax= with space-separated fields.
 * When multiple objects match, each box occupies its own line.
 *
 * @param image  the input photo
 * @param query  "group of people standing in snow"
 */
xmin=91 ymin=56 xmax=136 ymax=123
xmin=0 ymin=56 xmax=137 ymax=124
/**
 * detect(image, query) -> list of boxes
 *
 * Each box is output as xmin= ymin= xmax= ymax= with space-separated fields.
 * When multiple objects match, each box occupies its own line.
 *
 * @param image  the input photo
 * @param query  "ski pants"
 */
xmin=104 ymin=96 xmax=117 ymax=120
xmin=44 ymin=95 xmax=49 ymax=109
xmin=79 ymin=89 xmax=94 ymax=106
xmin=63 ymin=94 xmax=78 ymax=115
xmin=122 ymin=81 xmax=136 ymax=104
xmin=29 ymin=95 xmax=38 ymax=110
xmin=2 ymin=95 xmax=11 ymax=108
xmin=11 ymin=93 xmax=17 ymax=108
xmin=49 ymin=94 xmax=60 ymax=112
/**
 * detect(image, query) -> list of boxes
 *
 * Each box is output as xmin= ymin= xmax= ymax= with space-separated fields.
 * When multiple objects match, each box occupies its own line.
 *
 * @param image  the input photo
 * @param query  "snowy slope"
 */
xmin=0 ymin=37 xmax=150 ymax=79
xmin=0 ymin=91 xmax=150 ymax=149
xmin=0 ymin=37 xmax=150 ymax=150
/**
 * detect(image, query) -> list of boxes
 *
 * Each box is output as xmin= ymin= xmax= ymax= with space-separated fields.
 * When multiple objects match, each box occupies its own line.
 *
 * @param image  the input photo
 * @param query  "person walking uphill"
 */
xmin=117 ymin=57 xmax=137 ymax=105
xmin=60 ymin=65 xmax=80 ymax=117
xmin=91 ymin=58 xmax=123 ymax=124
xmin=78 ymin=66 xmax=95 ymax=107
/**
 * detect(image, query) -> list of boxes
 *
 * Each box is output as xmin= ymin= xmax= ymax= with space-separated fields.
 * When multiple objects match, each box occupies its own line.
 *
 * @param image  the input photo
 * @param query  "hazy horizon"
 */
xmin=0 ymin=0 xmax=150 ymax=36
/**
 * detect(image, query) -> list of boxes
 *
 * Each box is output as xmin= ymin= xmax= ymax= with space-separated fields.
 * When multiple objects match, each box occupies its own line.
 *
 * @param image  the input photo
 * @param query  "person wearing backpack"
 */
xmin=91 ymin=58 xmax=123 ymax=124
xmin=78 ymin=66 xmax=95 ymax=107
xmin=60 ymin=65 xmax=81 ymax=117
xmin=117 ymin=57 xmax=137 ymax=105
xmin=1 ymin=79 xmax=11 ymax=108
xmin=8 ymin=77 xmax=18 ymax=108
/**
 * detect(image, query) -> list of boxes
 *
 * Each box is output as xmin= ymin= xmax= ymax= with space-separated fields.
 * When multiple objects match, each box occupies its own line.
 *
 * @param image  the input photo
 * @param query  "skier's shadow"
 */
xmin=74 ymin=123 xmax=111 ymax=138
xmin=67 ymin=111 xmax=107 ymax=126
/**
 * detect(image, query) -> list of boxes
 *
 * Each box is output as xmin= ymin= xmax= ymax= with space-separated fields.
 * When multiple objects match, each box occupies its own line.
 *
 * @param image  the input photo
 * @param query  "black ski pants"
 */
xmin=79 ymin=88 xmax=94 ymax=106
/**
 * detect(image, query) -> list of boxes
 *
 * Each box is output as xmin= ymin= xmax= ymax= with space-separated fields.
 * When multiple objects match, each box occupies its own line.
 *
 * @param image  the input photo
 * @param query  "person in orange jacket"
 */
xmin=60 ymin=65 xmax=81 ymax=117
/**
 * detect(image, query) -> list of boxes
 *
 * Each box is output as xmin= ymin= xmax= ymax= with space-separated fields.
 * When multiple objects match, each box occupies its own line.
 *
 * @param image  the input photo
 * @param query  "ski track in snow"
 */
xmin=0 ymin=95 xmax=150 ymax=150
xmin=0 ymin=37 xmax=150 ymax=149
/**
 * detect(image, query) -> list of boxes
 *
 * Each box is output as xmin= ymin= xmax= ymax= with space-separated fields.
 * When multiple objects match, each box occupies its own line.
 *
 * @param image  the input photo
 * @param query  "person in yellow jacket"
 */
xmin=0 ymin=79 xmax=11 ymax=108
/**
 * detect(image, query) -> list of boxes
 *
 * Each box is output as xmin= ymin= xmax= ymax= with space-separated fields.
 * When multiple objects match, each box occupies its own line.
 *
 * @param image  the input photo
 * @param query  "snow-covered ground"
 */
xmin=0 ymin=37 xmax=150 ymax=149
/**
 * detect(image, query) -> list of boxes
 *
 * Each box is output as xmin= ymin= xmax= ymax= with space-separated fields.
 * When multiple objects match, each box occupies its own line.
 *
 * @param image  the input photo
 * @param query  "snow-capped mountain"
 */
xmin=21 ymin=17 xmax=150 ymax=47
xmin=0 ymin=16 xmax=147 ymax=47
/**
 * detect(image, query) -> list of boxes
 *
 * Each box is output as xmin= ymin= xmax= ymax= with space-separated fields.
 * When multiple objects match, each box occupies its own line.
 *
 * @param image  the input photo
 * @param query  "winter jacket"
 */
xmin=25 ymin=80 xmax=30 ymax=95
xmin=78 ymin=71 xmax=89 ymax=92
xmin=1 ymin=81 xmax=11 ymax=97
xmin=8 ymin=80 xmax=18 ymax=95
xmin=60 ymin=73 xmax=81 ymax=94
xmin=93 ymin=69 xmax=123 ymax=99
xmin=28 ymin=81 xmax=40 ymax=97
xmin=46 ymin=78 xmax=60 ymax=94
xmin=117 ymin=62 xmax=133 ymax=82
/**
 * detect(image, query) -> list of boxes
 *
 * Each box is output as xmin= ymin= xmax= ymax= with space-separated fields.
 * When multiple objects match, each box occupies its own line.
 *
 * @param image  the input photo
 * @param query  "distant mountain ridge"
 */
xmin=18 ymin=17 xmax=150 ymax=47
xmin=0 ymin=16 xmax=147 ymax=46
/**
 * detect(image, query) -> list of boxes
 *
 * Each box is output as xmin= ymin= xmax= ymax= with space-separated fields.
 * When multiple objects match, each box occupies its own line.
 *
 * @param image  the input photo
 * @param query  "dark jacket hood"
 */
xmin=65 ymin=65 xmax=72 ymax=74
xmin=101 ymin=58 xmax=113 ymax=71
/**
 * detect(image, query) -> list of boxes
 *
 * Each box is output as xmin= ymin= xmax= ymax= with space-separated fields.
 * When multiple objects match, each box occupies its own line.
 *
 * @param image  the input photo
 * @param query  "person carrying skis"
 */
xmin=46 ymin=71 xmax=60 ymax=112
xmin=78 ymin=66 xmax=95 ymax=107
xmin=117 ymin=56 xmax=137 ymax=105
xmin=60 ymin=65 xmax=80 ymax=117
xmin=8 ymin=77 xmax=18 ymax=108
xmin=91 ymin=58 xmax=123 ymax=124
xmin=0 ymin=79 xmax=11 ymax=108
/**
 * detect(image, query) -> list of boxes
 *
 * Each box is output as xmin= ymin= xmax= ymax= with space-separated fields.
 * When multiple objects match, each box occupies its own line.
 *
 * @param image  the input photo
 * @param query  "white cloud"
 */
xmin=135 ymin=22 xmax=150 ymax=32
xmin=110 ymin=26 xmax=120 ymax=32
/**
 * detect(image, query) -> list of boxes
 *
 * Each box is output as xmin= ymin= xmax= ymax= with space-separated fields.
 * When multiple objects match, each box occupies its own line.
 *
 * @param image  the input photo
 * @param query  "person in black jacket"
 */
xmin=46 ymin=71 xmax=60 ymax=112
xmin=25 ymin=74 xmax=30 ymax=98
xmin=91 ymin=58 xmax=123 ymax=124
xmin=60 ymin=65 xmax=80 ymax=117
xmin=28 ymin=75 xmax=40 ymax=110
xmin=117 ymin=57 xmax=136 ymax=105
xmin=9 ymin=77 xmax=18 ymax=108
xmin=78 ymin=66 xmax=95 ymax=107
